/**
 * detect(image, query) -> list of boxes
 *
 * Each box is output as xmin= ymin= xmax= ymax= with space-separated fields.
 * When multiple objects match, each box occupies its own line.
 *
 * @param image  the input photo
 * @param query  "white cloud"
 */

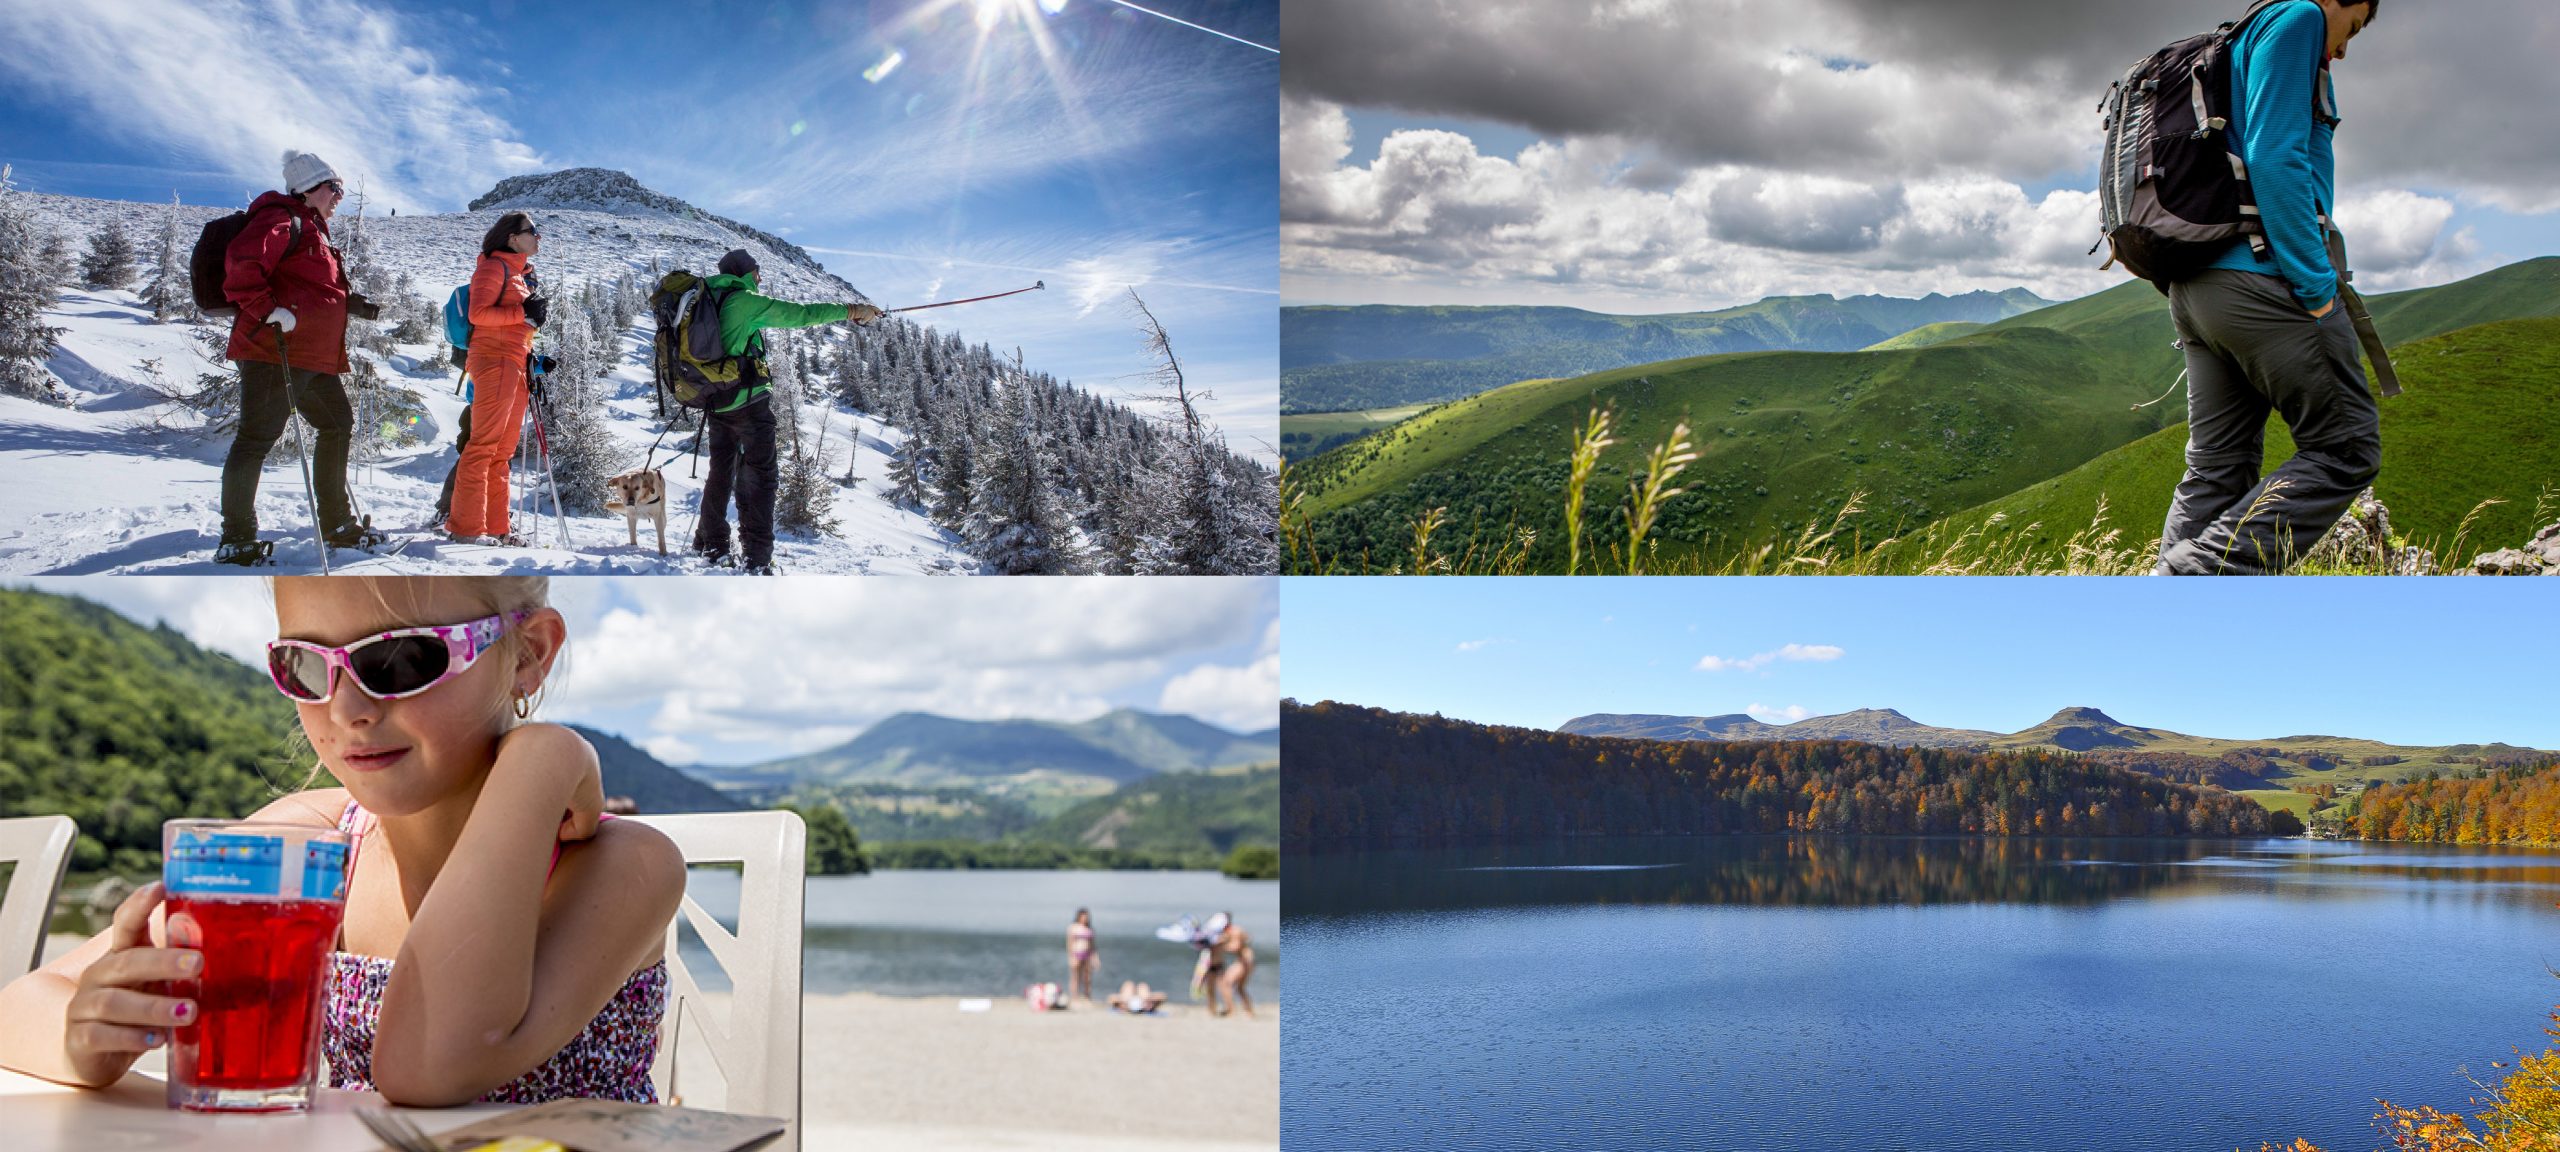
xmin=549 ymin=577 xmax=1274 ymax=753
xmin=1454 ymin=638 xmax=1500 ymax=653
xmin=1696 ymin=643 xmax=1845 ymax=673
xmin=1157 ymin=650 xmax=1280 ymax=734
xmin=1748 ymin=703 xmax=1811 ymax=723
xmin=13 ymin=578 xmax=272 ymax=668
xmin=0 ymin=0 xmax=543 ymax=212
xmin=1282 ymin=97 xmax=2134 ymax=307
xmin=641 ymin=734 xmax=703 ymax=767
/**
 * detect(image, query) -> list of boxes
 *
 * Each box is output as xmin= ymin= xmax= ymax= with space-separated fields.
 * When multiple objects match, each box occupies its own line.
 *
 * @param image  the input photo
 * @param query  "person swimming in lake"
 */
xmin=0 ymin=576 xmax=685 ymax=1105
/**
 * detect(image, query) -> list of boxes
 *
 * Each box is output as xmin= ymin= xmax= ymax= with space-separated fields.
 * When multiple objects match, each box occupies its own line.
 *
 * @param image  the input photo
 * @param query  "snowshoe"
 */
xmin=212 ymin=539 xmax=276 ymax=567
xmin=324 ymin=515 xmax=388 ymax=550
xmin=741 ymin=561 xmax=779 ymax=576
xmin=694 ymin=541 xmax=734 ymax=567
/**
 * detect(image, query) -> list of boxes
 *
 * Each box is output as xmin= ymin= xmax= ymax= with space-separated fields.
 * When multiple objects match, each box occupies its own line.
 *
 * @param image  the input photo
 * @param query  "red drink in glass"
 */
xmin=161 ymin=820 xmax=349 ymax=1112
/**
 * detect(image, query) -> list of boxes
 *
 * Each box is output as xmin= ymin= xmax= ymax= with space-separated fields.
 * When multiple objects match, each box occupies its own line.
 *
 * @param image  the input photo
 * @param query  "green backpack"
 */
xmin=648 ymin=270 xmax=753 ymax=410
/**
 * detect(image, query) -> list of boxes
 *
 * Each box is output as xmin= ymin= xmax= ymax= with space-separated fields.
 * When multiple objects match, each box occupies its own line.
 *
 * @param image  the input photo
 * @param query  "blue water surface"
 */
xmin=1282 ymin=837 xmax=2560 ymax=1152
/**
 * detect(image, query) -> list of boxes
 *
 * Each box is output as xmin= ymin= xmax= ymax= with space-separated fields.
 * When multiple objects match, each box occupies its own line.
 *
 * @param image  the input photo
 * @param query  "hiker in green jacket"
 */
xmin=692 ymin=248 xmax=882 ymax=573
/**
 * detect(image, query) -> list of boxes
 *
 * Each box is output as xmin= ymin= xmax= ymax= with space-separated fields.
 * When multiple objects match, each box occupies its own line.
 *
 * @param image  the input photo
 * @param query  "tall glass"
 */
xmin=159 ymin=819 xmax=350 ymax=1112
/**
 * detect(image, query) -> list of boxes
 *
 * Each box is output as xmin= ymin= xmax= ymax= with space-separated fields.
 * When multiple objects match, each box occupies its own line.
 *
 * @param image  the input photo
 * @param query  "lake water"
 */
xmin=679 ymin=868 xmax=1281 ymax=1001
xmin=1283 ymin=837 xmax=2559 ymax=1151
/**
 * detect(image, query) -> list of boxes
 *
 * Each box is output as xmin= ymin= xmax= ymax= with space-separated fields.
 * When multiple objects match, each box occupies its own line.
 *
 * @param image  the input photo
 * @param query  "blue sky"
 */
xmin=0 ymin=0 xmax=1278 ymax=454
xmin=19 ymin=575 xmax=1281 ymax=767
xmin=1283 ymin=578 xmax=2560 ymax=751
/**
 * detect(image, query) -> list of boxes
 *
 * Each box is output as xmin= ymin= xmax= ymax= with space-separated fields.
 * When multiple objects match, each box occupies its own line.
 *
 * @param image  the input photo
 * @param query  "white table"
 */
xmin=0 ymin=1065 xmax=518 ymax=1150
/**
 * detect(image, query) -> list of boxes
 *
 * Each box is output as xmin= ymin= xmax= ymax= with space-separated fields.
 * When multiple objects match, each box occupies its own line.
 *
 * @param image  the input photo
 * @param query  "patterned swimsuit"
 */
xmin=324 ymin=802 xmax=667 ymax=1103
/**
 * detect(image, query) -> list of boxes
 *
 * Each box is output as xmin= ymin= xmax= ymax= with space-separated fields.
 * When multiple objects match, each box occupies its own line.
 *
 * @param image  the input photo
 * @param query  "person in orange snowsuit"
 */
xmin=444 ymin=212 xmax=549 ymax=543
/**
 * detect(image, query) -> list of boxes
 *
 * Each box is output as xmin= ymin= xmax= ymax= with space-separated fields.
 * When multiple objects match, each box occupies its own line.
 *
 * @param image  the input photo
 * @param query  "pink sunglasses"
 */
xmin=265 ymin=610 xmax=530 ymax=703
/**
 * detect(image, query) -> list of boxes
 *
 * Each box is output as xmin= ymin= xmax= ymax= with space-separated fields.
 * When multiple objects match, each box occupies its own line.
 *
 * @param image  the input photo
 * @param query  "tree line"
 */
xmin=2343 ymin=759 xmax=2560 ymax=846
xmin=1280 ymin=700 xmax=2280 ymax=850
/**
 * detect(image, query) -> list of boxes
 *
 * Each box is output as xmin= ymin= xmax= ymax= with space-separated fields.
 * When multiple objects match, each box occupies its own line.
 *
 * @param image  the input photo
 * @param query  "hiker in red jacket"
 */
xmin=215 ymin=149 xmax=381 ymax=564
xmin=444 ymin=211 xmax=549 ymax=544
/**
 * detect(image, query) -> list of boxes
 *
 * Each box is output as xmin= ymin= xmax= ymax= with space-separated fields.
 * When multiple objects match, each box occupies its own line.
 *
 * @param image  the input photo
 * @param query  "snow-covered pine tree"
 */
xmin=961 ymin=355 xmax=1089 ymax=574
xmin=140 ymin=193 xmax=199 ymax=323
xmin=1123 ymin=289 xmax=1278 ymax=575
xmin=80 ymin=218 xmax=138 ymax=290
xmin=0 ymin=166 xmax=68 ymax=402
xmin=767 ymin=332 xmax=839 ymax=537
xmin=884 ymin=426 xmax=931 ymax=509
xmin=532 ymin=294 xmax=631 ymax=514
xmin=336 ymin=188 xmax=395 ymax=357
xmin=36 ymin=231 xmax=75 ymax=282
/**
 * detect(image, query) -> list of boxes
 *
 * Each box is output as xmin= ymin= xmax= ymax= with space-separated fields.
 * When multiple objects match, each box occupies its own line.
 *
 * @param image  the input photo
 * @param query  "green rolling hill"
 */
xmin=1916 ymin=315 xmax=2560 ymax=563
xmin=1862 ymin=321 xmax=1987 ymax=351
xmin=1292 ymin=259 xmax=2560 ymax=572
xmin=1282 ymin=289 xmax=2049 ymax=413
xmin=696 ymin=709 xmax=1279 ymax=811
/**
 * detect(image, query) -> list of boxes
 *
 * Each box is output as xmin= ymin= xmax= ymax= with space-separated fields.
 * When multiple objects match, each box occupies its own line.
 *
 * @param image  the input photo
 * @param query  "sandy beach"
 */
xmin=42 ymin=936 xmax=1277 ymax=1151
xmin=792 ymin=992 xmax=1277 ymax=1152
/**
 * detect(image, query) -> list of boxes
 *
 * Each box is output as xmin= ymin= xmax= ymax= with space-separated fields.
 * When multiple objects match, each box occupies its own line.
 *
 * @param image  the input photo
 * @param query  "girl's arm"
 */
xmin=0 ymin=789 xmax=345 ymax=1086
xmin=369 ymin=725 xmax=684 ymax=1106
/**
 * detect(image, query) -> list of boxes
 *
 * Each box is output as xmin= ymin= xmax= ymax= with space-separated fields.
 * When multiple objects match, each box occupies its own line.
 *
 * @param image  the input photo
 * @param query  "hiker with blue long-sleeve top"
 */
xmin=2156 ymin=0 xmax=2383 ymax=575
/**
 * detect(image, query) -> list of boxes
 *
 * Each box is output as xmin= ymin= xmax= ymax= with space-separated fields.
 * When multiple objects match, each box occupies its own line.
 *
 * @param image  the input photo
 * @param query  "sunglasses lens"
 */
xmin=269 ymin=646 xmax=333 ymax=701
xmin=349 ymin=635 xmax=452 ymax=698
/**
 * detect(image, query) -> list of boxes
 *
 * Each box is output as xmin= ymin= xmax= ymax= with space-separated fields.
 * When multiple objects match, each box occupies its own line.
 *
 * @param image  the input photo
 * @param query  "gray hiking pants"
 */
xmin=2157 ymin=270 xmax=2380 ymax=575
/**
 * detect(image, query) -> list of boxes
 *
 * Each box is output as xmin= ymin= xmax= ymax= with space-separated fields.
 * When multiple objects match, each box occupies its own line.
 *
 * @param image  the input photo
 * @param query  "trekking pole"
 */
xmin=271 ymin=322 xmax=331 ymax=575
xmin=528 ymin=396 xmax=573 ymax=549
xmin=884 ymin=281 xmax=1043 ymax=314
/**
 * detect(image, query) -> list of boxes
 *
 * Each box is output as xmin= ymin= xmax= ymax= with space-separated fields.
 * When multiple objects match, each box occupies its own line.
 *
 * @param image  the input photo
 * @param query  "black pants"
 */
xmin=2157 ymin=270 xmax=2383 ymax=575
xmin=694 ymin=399 xmax=777 ymax=565
xmin=221 ymin=360 xmax=352 ymax=543
xmin=433 ymin=403 xmax=476 ymax=520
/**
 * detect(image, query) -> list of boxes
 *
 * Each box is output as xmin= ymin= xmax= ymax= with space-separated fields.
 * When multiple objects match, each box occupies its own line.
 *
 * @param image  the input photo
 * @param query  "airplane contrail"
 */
xmin=1097 ymin=0 xmax=1276 ymax=54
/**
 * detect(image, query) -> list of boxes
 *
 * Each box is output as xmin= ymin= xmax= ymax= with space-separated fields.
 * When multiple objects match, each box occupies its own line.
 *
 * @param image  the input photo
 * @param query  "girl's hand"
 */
xmin=63 ymin=883 xmax=198 ymax=1085
xmin=559 ymin=760 xmax=605 ymax=843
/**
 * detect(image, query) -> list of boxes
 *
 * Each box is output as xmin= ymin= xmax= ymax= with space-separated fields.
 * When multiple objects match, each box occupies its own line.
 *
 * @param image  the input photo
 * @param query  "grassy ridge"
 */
xmin=1862 ymin=321 xmax=1986 ymax=351
xmin=1918 ymin=317 xmax=2560 ymax=563
xmin=1281 ymin=290 xmax=2048 ymax=413
xmin=1290 ymin=260 xmax=2560 ymax=573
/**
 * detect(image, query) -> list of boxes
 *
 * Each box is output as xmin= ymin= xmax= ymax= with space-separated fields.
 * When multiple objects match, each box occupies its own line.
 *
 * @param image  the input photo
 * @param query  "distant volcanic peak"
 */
xmin=469 ymin=168 xmax=673 ymax=214
xmin=1828 ymin=707 xmax=1916 ymax=727
xmin=466 ymin=168 xmax=832 ymax=281
xmin=2041 ymin=706 xmax=2123 ymax=727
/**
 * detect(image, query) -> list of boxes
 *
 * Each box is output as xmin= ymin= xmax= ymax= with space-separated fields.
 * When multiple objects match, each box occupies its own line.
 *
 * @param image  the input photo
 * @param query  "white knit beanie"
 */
xmin=281 ymin=150 xmax=340 ymax=195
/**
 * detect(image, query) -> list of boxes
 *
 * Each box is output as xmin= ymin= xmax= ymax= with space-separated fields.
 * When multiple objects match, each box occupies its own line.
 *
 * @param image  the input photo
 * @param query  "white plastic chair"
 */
xmin=629 ymin=812 xmax=805 ymax=1152
xmin=0 ymin=816 xmax=77 ymax=986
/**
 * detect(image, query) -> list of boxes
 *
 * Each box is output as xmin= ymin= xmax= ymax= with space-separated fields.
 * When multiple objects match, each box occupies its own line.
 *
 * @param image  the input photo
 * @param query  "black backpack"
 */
xmin=188 ymin=206 xmax=302 ymax=318
xmin=647 ymin=270 xmax=756 ymax=410
xmin=2096 ymin=0 xmax=2336 ymax=290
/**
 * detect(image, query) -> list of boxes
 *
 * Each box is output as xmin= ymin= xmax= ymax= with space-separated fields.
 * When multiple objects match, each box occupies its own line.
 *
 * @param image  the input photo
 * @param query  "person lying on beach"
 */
xmin=1110 ymin=981 xmax=1168 ymax=1014
xmin=0 ymin=576 xmax=685 ymax=1106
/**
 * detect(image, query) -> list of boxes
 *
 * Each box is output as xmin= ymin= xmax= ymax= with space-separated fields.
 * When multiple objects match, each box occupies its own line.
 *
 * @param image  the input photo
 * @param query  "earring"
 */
xmin=513 ymin=693 xmax=532 ymax=719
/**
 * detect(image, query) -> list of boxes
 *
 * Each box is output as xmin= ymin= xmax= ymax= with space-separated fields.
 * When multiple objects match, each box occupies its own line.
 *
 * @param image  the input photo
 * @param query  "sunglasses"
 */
xmin=266 ymin=610 xmax=530 ymax=704
xmin=315 ymin=180 xmax=344 ymax=197
xmin=516 ymin=226 xmax=542 ymax=237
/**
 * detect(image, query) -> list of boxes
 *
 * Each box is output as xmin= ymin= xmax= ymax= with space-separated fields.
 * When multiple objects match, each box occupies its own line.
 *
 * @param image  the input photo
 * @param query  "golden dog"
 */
xmin=604 ymin=469 xmax=668 ymax=554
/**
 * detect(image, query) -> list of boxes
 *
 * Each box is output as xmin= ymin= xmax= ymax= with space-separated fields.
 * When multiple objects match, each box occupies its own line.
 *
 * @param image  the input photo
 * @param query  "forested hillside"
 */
xmin=1282 ymin=701 xmax=2278 ymax=850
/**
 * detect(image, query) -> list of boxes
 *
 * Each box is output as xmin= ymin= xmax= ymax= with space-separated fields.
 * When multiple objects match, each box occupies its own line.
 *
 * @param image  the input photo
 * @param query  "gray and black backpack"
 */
xmin=2095 ymin=0 xmax=2336 ymax=291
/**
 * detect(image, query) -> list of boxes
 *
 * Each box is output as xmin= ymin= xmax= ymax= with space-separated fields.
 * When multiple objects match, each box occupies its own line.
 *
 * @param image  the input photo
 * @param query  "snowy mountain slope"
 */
xmin=1 ymin=168 xmax=1278 ymax=574
xmin=17 ymin=169 xmax=863 ymax=307
xmin=0 ymin=284 xmax=977 ymax=574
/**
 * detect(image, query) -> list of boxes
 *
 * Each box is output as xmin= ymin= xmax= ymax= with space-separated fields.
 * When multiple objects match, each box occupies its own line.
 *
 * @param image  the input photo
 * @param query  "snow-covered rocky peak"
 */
xmin=469 ymin=168 xmax=834 ymax=284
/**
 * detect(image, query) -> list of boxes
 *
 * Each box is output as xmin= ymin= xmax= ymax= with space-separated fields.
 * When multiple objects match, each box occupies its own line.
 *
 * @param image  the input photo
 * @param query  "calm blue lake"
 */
xmin=1283 ymin=837 xmax=2559 ymax=1151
